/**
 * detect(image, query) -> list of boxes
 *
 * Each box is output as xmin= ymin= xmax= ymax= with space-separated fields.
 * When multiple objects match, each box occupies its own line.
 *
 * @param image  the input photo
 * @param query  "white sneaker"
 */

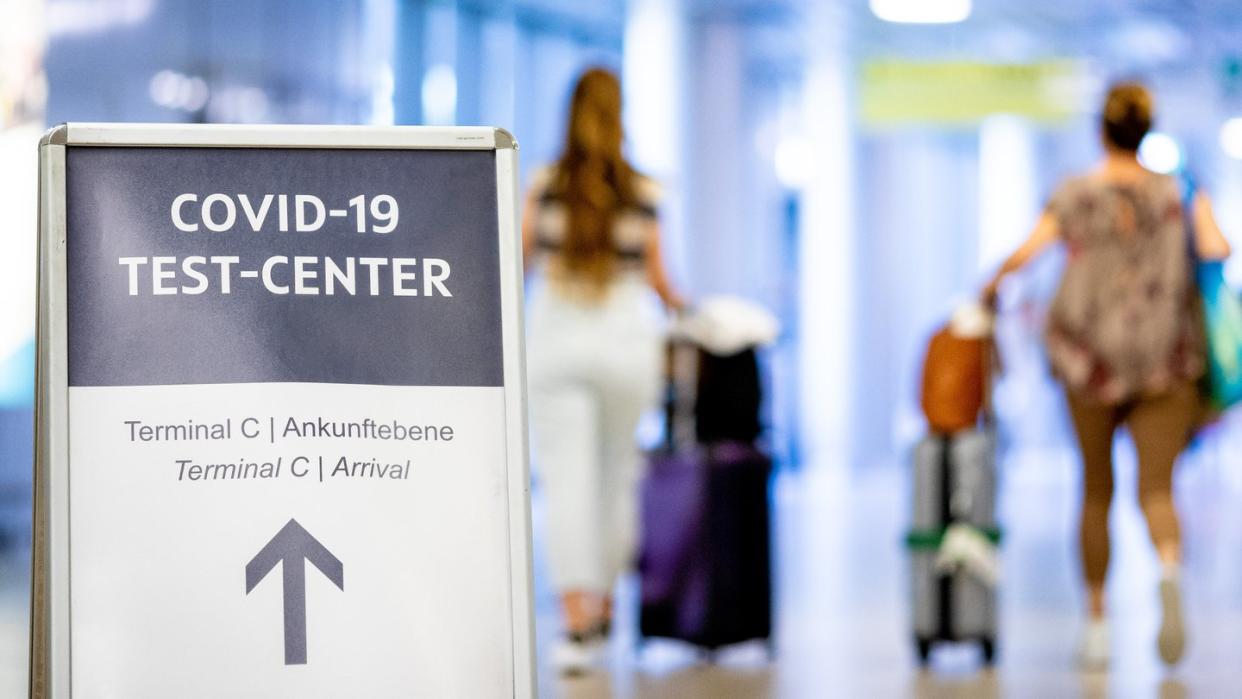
xmin=1158 ymin=573 xmax=1187 ymax=665
xmin=551 ymin=634 xmax=604 ymax=677
xmin=1078 ymin=618 xmax=1110 ymax=670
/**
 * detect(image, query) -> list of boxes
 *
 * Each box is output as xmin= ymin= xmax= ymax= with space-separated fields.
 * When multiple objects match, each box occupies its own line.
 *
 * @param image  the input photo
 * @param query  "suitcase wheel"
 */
xmin=915 ymin=637 xmax=932 ymax=665
xmin=980 ymin=637 xmax=996 ymax=666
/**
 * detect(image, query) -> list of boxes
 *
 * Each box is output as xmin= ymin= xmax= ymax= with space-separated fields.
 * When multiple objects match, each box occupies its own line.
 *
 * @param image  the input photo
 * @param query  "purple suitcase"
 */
xmin=638 ymin=441 xmax=772 ymax=652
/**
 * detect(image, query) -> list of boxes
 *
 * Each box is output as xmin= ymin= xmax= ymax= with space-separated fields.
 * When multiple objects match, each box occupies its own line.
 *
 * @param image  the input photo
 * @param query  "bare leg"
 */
xmin=1126 ymin=382 xmax=1199 ymax=665
xmin=1066 ymin=391 xmax=1119 ymax=618
xmin=1126 ymin=382 xmax=1198 ymax=566
xmin=1086 ymin=588 xmax=1106 ymax=619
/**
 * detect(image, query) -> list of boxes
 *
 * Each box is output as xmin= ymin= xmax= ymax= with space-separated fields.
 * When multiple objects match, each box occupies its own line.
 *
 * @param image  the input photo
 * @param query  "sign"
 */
xmin=860 ymin=59 xmax=1084 ymax=127
xmin=31 ymin=124 xmax=534 ymax=698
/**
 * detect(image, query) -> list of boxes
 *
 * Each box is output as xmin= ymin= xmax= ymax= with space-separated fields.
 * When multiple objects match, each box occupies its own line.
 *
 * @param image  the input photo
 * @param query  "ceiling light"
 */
xmin=870 ymin=0 xmax=971 ymax=24
xmin=1138 ymin=132 xmax=1182 ymax=174
xmin=1220 ymin=118 xmax=1242 ymax=160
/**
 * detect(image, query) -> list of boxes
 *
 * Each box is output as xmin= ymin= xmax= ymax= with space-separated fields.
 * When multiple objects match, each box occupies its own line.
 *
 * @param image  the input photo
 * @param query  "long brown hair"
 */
xmin=551 ymin=68 xmax=642 ymax=291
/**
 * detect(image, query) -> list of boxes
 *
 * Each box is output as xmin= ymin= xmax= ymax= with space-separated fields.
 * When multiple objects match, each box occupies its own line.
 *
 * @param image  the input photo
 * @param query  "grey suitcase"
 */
xmin=908 ymin=430 xmax=1000 ymax=665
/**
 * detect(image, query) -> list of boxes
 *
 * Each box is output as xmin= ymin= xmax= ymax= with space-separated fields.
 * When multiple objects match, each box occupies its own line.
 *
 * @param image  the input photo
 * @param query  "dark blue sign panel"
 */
xmin=65 ymin=147 xmax=502 ymax=387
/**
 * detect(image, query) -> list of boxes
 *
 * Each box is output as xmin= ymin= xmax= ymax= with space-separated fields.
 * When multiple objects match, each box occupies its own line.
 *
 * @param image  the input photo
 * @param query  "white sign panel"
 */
xmin=31 ymin=124 xmax=534 ymax=698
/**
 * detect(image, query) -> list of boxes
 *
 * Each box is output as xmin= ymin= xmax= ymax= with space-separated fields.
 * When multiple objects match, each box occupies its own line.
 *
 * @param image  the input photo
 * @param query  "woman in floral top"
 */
xmin=983 ymin=82 xmax=1231 ymax=669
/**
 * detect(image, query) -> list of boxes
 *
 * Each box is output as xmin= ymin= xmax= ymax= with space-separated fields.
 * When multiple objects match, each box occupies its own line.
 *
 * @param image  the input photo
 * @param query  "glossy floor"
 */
xmin=533 ymin=440 xmax=1242 ymax=698
xmin=3 ymin=440 xmax=1242 ymax=698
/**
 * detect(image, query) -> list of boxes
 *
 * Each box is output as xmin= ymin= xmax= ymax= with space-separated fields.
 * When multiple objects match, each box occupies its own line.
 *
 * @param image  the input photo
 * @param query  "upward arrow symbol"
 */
xmin=246 ymin=518 xmax=344 ymax=665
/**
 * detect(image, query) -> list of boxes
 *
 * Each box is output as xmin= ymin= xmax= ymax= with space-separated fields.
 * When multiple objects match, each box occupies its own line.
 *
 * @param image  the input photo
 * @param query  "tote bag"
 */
xmin=1186 ymin=180 xmax=1242 ymax=409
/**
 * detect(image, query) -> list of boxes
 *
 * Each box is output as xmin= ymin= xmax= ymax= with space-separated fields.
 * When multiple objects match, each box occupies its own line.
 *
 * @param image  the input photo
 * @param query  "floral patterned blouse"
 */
xmin=1044 ymin=172 xmax=1205 ymax=404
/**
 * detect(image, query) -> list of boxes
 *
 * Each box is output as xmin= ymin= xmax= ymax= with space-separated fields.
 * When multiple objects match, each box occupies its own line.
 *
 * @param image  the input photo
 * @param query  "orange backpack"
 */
xmin=920 ymin=326 xmax=990 ymax=434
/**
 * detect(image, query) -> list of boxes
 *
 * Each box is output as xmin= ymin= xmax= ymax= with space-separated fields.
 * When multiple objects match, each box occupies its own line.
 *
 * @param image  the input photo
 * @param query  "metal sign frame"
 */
xmin=30 ymin=123 xmax=535 ymax=698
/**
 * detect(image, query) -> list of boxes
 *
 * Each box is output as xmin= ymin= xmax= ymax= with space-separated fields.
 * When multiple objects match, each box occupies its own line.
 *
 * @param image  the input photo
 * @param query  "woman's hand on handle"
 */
xmin=980 ymin=278 xmax=1001 ymax=311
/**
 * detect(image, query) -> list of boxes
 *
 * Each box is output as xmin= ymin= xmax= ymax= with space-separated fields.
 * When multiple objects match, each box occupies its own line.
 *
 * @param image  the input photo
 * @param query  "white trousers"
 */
xmin=527 ymin=280 xmax=662 ymax=594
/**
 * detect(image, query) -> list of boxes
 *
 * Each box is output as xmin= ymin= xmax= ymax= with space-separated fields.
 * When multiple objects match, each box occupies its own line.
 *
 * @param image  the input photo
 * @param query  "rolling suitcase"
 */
xmin=638 ymin=442 xmax=772 ymax=652
xmin=638 ymin=341 xmax=773 ymax=654
xmin=907 ymin=430 xmax=1001 ymax=665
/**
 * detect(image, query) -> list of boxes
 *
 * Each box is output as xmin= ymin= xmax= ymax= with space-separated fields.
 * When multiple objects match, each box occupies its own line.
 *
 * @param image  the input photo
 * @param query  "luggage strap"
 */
xmin=904 ymin=526 xmax=1003 ymax=550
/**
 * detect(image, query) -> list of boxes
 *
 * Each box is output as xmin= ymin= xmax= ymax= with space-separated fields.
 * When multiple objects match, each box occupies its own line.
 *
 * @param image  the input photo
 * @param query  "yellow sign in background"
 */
xmin=860 ymin=60 xmax=1084 ymax=127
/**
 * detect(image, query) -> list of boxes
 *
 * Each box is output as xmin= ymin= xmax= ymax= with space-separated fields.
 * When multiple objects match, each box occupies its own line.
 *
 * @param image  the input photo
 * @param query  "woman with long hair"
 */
xmin=522 ymin=67 xmax=684 ymax=674
xmin=984 ymin=82 xmax=1231 ymax=668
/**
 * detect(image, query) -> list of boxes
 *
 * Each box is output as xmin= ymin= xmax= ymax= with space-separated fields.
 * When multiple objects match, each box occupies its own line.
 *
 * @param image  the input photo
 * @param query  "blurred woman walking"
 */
xmin=984 ymin=82 xmax=1231 ymax=669
xmin=522 ymin=67 xmax=684 ymax=675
